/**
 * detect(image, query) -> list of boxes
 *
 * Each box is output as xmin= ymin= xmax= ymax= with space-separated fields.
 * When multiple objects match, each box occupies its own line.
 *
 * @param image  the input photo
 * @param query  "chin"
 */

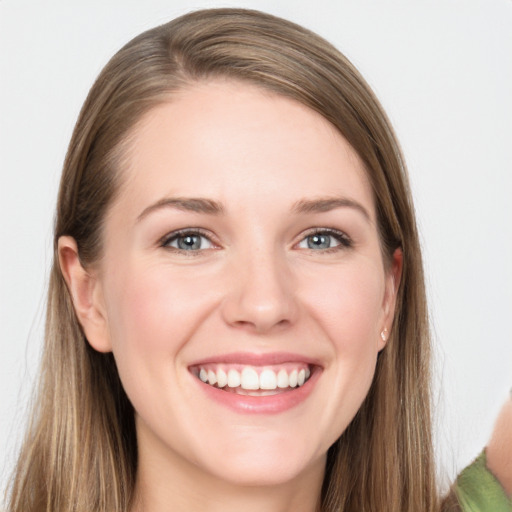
xmin=192 ymin=429 xmax=327 ymax=488
xmin=205 ymin=453 xmax=323 ymax=488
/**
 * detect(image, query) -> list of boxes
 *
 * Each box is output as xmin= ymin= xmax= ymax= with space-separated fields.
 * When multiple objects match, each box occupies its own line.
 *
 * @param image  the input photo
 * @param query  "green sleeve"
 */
xmin=455 ymin=451 xmax=512 ymax=512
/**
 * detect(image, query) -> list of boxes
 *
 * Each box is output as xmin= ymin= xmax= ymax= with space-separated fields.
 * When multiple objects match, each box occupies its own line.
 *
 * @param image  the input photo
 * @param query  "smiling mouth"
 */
xmin=190 ymin=363 xmax=313 ymax=396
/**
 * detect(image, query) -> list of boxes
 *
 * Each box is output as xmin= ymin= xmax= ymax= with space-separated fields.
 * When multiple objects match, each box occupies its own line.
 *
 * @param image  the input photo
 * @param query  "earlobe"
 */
xmin=58 ymin=236 xmax=112 ymax=353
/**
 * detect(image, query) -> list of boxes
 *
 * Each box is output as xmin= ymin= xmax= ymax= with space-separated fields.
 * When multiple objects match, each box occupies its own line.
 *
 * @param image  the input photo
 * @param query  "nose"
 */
xmin=221 ymin=249 xmax=298 ymax=334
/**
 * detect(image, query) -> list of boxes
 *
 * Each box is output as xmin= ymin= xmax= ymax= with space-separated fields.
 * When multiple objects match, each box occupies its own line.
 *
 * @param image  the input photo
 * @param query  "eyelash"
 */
xmin=159 ymin=228 xmax=353 ymax=254
xmin=160 ymin=228 xmax=217 ymax=255
xmin=298 ymin=228 xmax=353 ymax=252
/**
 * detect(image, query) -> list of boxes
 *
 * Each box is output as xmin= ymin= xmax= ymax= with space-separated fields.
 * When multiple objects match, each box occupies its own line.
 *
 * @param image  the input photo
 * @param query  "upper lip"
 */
xmin=188 ymin=351 xmax=323 ymax=368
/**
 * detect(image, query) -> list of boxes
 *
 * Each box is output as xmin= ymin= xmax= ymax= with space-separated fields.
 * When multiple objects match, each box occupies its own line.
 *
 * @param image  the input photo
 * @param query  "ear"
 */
xmin=58 ymin=236 xmax=112 ymax=353
xmin=378 ymin=248 xmax=403 ymax=350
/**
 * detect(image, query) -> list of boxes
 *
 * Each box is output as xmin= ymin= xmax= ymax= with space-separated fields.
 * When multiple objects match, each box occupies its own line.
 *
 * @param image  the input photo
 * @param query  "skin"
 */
xmin=59 ymin=80 xmax=402 ymax=512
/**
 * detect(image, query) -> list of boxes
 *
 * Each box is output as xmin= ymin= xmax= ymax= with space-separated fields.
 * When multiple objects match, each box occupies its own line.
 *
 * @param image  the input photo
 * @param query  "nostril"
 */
xmin=231 ymin=317 xmax=292 ymax=334
xmin=222 ymin=290 xmax=296 ymax=333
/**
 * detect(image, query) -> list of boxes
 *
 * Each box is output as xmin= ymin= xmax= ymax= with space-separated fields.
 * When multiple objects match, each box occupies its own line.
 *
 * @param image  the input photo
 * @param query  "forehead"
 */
xmin=115 ymin=80 xmax=375 ymax=219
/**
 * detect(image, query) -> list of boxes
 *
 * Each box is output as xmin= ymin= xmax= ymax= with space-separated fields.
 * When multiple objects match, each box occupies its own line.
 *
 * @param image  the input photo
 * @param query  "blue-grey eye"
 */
xmin=308 ymin=234 xmax=336 ymax=249
xmin=310 ymin=234 xmax=331 ymax=249
xmin=298 ymin=230 xmax=349 ymax=250
xmin=166 ymin=233 xmax=213 ymax=251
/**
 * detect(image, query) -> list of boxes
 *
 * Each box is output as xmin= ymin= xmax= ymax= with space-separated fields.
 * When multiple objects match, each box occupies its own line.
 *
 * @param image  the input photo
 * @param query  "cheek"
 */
xmin=301 ymin=261 xmax=385 ymax=416
xmin=302 ymin=260 xmax=386 ymax=347
xmin=101 ymin=262 xmax=223 ymax=419
xmin=106 ymin=269 xmax=178 ymax=354
xmin=103 ymin=261 xmax=223 ymax=359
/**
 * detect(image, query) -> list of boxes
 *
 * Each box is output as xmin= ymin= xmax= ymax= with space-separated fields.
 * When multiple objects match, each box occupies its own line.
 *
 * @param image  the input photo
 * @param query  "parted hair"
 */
xmin=7 ymin=8 xmax=439 ymax=512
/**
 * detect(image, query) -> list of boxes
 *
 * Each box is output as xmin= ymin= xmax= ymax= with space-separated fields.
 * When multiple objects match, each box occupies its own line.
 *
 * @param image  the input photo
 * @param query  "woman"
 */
xmin=5 ymin=8 xmax=510 ymax=512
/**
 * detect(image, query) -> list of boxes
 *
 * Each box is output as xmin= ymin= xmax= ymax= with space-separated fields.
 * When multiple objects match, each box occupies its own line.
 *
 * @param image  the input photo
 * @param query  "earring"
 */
xmin=380 ymin=328 xmax=389 ymax=342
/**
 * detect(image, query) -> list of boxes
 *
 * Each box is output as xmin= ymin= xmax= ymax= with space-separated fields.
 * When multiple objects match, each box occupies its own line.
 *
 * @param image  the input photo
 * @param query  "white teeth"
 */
xmin=227 ymin=369 xmax=241 ymax=388
xmin=289 ymin=369 xmax=298 ymax=388
xmin=259 ymin=369 xmax=277 ymax=390
xmin=207 ymin=370 xmax=217 ymax=386
xmin=277 ymin=369 xmax=289 ymax=388
xmin=241 ymin=367 xmax=259 ymax=390
xmin=196 ymin=365 xmax=312 ymax=391
xmin=216 ymin=368 xmax=228 ymax=388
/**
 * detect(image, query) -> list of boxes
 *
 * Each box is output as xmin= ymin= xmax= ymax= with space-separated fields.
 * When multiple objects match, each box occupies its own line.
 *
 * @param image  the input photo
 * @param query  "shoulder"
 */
xmin=454 ymin=451 xmax=512 ymax=512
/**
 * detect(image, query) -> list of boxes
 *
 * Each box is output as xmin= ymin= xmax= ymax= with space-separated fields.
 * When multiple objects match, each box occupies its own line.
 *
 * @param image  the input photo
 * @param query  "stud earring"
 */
xmin=380 ymin=328 xmax=389 ymax=342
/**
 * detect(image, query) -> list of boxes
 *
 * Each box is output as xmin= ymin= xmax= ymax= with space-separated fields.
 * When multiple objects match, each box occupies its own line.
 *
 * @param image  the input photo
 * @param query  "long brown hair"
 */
xmin=7 ymin=8 xmax=437 ymax=511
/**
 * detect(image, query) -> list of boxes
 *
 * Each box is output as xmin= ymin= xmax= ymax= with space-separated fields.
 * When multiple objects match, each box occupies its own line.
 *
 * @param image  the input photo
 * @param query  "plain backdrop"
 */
xmin=1 ymin=0 xmax=511 ymax=495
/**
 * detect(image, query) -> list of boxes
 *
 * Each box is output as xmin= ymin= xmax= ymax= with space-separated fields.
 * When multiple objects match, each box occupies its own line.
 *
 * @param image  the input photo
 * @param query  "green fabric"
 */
xmin=455 ymin=451 xmax=512 ymax=512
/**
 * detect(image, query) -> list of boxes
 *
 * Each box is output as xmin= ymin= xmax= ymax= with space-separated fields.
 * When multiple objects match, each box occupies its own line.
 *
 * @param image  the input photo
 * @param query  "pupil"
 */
xmin=178 ymin=235 xmax=201 ymax=250
xmin=308 ymin=234 xmax=330 ymax=249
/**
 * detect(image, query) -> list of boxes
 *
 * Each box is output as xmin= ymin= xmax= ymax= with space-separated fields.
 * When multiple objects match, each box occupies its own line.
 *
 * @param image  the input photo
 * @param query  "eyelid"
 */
xmin=295 ymin=227 xmax=353 ymax=250
xmin=158 ymin=226 xmax=352 ymax=253
xmin=159 ymin=228 xmax=220 ymax=251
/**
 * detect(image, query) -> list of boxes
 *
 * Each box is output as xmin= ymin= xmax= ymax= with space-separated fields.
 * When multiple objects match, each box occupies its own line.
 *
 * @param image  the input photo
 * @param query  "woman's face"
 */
xmin=82 ymin=81 xmax=400 ymax=488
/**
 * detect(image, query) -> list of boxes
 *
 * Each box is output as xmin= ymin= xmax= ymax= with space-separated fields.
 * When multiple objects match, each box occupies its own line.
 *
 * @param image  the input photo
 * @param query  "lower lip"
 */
xmin=192 ymin=368 xmax=321 ymax=414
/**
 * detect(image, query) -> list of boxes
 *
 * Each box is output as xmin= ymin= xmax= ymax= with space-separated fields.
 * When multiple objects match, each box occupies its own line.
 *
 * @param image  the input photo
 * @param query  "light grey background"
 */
xmin=1 ymin=0 xmax=511 ymax=495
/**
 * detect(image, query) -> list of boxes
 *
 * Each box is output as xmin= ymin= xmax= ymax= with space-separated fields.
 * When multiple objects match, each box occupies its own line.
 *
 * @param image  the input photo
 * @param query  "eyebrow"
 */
xmin=136 ymin=197 xmax=224 ymax=222
xmin=136 ymin=195 xmax=371 ymax=223
xmin=292 ymin=197 xmax=371 ymax=221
